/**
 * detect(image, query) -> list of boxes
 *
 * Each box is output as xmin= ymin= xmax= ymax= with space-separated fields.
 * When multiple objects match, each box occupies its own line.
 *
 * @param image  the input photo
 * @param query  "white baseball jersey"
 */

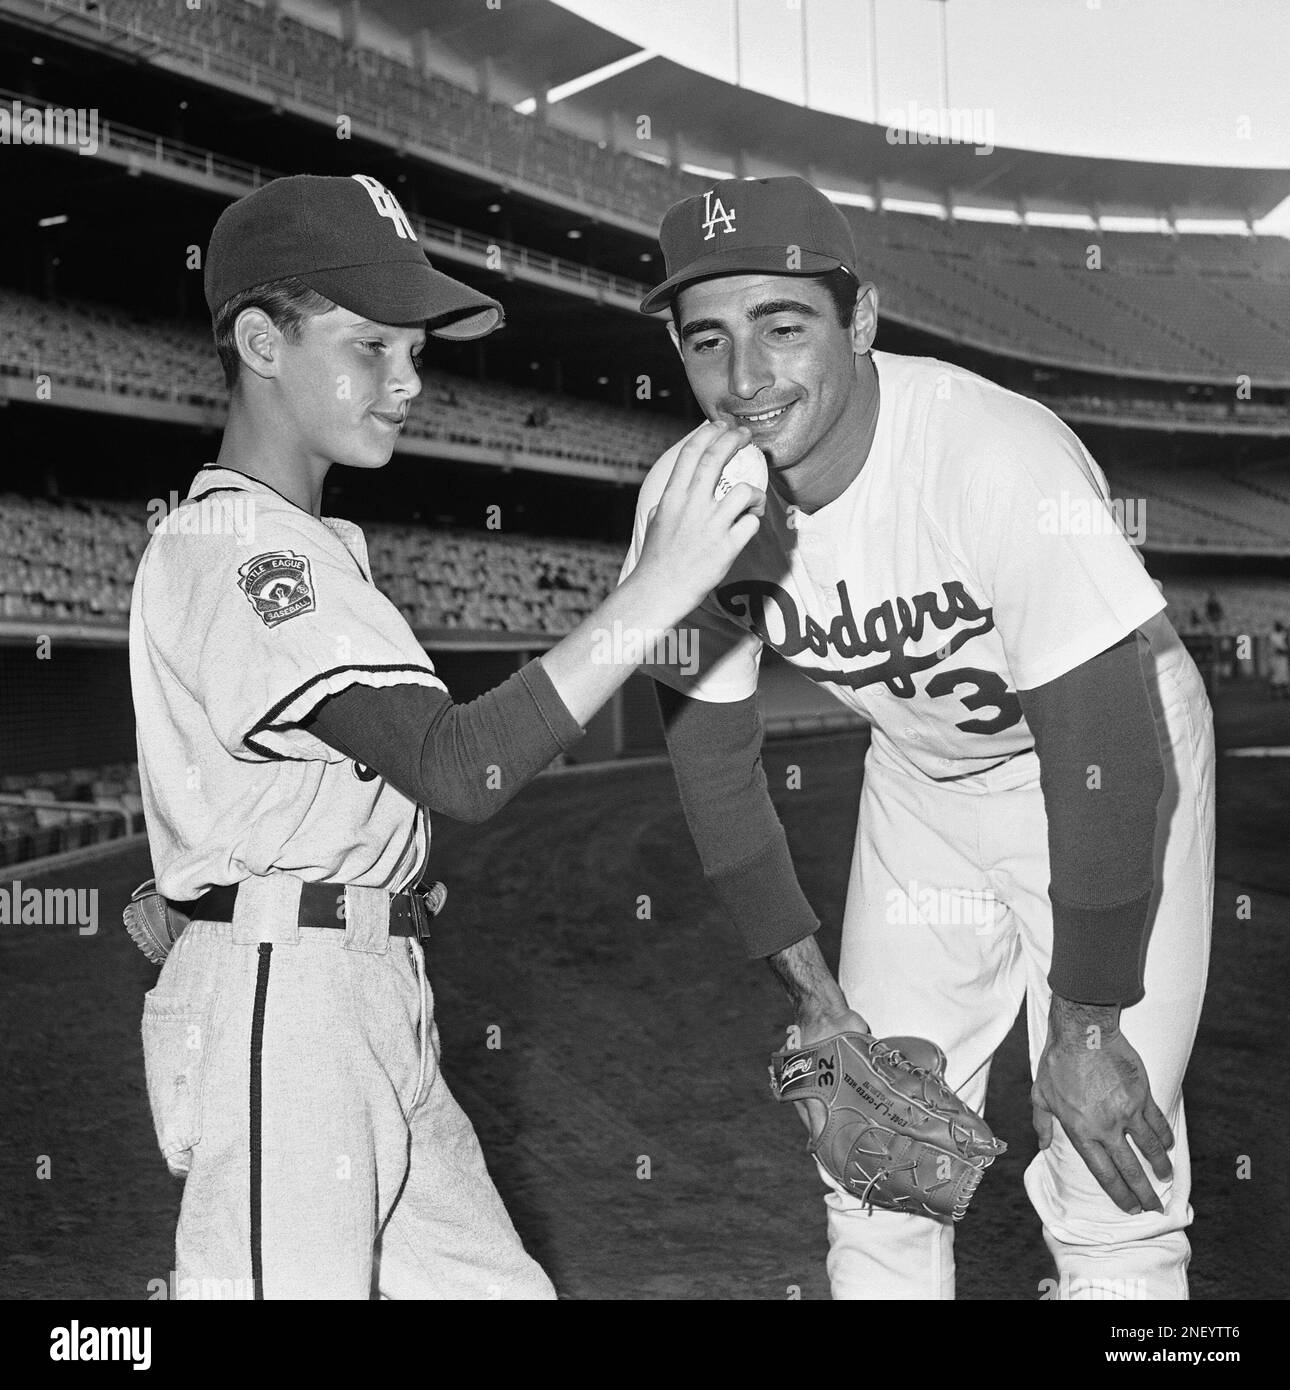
xmin=620 ymin=350 xmax=1170 ymax=781
xmin=130 ymin=466 xmax=445 ymax=900
xmin=621 ymin=349 xmax=1214 ymax=1299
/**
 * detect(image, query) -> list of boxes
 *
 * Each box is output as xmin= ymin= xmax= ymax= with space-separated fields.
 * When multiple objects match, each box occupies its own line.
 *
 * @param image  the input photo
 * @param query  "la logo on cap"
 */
xmin=701 ymin=189 xmax=736 ymax=240
xmin=351 ymin=173 xmax=416 ymax=241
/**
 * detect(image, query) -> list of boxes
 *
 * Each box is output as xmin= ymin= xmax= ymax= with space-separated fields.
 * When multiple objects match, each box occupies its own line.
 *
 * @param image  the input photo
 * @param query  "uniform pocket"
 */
xmin=141 ymin=992 xmax=216 ymax=1178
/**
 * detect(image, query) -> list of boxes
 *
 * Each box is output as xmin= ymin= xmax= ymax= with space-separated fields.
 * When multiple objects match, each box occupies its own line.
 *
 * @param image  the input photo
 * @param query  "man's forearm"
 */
xmin=767 ymin=935 xmax=850 ymax=1026
xmin=655 ymin=683 xmax=820 ymax=958
xmin=1048 ymin=994 xmax=1122 ymax=1046
xmin=1016 ymin=634 xmax=1164 ymax=1005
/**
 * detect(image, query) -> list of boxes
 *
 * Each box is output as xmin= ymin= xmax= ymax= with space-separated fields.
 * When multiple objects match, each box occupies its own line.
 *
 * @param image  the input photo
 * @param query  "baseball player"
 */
xmin=129 ymin=173 xmax=763 ymax=1299
xmin=621 ymin=177 xmax=1214 ymax=1300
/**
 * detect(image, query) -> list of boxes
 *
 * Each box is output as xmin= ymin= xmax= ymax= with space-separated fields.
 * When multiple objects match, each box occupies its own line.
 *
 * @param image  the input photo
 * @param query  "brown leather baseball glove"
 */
xmin=770 ymin=1031 xmax=1006 ymax=1221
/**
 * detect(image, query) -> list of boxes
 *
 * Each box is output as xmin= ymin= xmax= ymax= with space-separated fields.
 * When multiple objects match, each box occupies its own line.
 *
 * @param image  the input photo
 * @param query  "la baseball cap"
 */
xmin=640 ymin=175 xmax=858 ymax=315
xmin=204 ymin=173 xmax=504 ymax=339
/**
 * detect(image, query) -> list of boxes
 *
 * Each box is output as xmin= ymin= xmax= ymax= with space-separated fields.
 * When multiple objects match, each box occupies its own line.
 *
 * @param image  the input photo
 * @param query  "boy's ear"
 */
xmin=667 ymin=320 xmax=683 ymax=361
xmin=234 ymin=307 xmax=281 ymax=381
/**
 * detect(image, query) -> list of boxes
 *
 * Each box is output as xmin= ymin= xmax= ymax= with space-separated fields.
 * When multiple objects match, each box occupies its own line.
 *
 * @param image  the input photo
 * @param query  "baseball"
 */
xmin=714 ymin=442 xmax=769 ymax=500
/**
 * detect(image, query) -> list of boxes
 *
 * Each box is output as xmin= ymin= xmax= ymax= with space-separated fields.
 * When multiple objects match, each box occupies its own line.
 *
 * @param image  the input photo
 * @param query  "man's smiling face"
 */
xmin=669 ymin=273 xmax=867 ymax=475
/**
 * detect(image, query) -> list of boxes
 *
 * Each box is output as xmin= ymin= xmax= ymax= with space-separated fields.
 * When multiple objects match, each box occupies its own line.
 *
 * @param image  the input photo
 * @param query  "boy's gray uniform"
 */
xmin=131 ymin=469 xmax=553 ymax=1298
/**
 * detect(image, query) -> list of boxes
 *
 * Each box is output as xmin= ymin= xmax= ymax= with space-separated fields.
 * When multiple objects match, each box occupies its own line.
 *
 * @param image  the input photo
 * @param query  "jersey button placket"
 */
xmin=797 ymin=530 xmax=840 ymax=608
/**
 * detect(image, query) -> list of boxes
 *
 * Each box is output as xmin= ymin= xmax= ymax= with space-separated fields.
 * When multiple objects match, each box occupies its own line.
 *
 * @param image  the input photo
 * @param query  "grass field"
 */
xmin=1 ymin=680 xmax=1287 ymax=1300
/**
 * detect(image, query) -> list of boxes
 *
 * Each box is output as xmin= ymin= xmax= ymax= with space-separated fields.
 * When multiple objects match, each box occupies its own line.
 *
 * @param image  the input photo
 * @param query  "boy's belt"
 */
xmin=170 ymin=879 xmax=448 ymax=939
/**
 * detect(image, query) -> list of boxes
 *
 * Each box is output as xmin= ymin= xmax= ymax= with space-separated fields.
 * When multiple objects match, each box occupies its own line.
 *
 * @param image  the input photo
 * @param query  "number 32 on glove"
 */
xmin=770 ymin=1032 xmax=1006 ymax=1221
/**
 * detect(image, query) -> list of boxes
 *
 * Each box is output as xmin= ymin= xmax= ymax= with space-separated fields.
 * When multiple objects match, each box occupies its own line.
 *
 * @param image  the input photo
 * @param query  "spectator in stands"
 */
xmin=1269 ymin=621 xmax=1290 ymax=700
xmin=1205 ymin=590 xmax=1230 ymax=676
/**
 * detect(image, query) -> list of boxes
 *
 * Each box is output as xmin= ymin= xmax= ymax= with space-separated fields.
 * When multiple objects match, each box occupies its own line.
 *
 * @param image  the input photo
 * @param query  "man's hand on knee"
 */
xmin=1032 ymin=995 xmax=1175 ymax=1215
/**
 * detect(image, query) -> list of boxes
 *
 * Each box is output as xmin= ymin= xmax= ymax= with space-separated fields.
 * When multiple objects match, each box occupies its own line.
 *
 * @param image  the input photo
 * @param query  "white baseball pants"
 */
xmin=828 ymin=642 xmax=1214 ymax=1300
xmin=141 ymin=879 xmax=554 ymax=1299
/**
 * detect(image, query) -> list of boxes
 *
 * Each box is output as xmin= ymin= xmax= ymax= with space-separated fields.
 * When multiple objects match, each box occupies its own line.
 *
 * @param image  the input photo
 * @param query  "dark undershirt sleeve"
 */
xmin=1016 ymin=633 xmax=1166 ymax=1006
xmin=304 ymin=658 xmax=585 ymax=824
xmin=655 ymin=681 xmax=819 ymax=959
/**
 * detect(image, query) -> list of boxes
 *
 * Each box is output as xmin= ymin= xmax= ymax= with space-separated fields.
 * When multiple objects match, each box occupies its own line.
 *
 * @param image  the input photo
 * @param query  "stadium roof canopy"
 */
xmin=373 ymin=0 xmax=1290 ymax=226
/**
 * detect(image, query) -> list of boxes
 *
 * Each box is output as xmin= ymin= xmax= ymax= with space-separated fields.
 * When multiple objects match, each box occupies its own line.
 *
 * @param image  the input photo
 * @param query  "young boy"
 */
xmin=129 ymin=173 xmax=762 ymax=1299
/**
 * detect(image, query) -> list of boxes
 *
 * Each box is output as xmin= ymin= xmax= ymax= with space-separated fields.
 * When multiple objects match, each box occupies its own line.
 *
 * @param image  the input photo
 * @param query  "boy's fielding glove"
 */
xmin=123 ymin=879 xmax=186 ymax=965
xmin=770 ymin=1031 xmax=1006 ymax=1221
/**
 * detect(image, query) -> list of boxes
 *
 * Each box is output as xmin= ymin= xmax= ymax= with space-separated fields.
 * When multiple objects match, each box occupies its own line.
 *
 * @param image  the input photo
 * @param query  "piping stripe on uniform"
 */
xmin=241 ymin=664 xmax=445 ymax=761
xmin=249 ymin=942 xmax=273 ymax=1301
xmin=187 ymin=485 xmax=252 ymax=503
xmin=197 ymin=465 xmax=314 ymax=515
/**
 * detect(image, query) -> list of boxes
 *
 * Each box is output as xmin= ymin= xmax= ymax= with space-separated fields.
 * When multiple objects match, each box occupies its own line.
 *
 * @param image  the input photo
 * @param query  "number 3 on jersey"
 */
xmin=925 ymin=666 xmax=1023 ymax=736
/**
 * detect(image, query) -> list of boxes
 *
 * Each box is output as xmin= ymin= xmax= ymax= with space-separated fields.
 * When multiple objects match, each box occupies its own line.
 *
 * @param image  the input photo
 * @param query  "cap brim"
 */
xmin=302 ymin=261 xmax=504 ymax=339
xmin=639 ymin=246 xmax=846 ymax=315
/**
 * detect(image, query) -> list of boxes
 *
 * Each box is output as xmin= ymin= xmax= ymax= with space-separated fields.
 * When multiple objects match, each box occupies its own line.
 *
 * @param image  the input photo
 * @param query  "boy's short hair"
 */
xmin=670 ymin=266 xmax=860 ymax=330
xmin=212 ymin=276 xmax=337 ymax=390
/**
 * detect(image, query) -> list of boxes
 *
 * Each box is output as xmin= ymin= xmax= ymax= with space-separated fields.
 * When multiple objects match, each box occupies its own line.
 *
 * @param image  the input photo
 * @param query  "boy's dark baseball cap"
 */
xmin=204 ymin=173 xmax=504 ymax=339
xmin=640 ymin=175 xmax=858 ymax=314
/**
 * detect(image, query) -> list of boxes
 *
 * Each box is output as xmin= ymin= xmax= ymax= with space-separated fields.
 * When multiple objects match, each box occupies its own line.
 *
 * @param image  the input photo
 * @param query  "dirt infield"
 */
xmin=1 ymin=683 xmax=1287 ymax=1300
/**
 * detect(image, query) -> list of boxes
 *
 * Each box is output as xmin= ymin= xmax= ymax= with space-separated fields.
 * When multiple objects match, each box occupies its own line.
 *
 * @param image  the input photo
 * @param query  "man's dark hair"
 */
xmin=818 ymin=266 xmax=861 ymax=326
xmin=212 ymin=277 xmax=337 ymax=390
xmin=670 ymin=265 xmax=860 ymax=328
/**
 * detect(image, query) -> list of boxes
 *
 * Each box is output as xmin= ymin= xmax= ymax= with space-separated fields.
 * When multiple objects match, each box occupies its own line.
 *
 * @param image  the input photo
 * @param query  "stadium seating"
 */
xmin=91 ymin=0 xmax=702 ymax=222
xmin=846 ymin=210 xmax=1290 ymax=384
xmin=364 ymin=526 xmax=623 ymax=635
xmin=0 ymin=494 xmax=139 ymax=622
xmin=2 ymin=280 xmax=1282 ymax=482
xmin=0 ymin=492 xmax=625 ymax=633
xmin=6 ymin=468 xmax=1290 ymax=640
xmin=1102 ymin=467 xmax=1290 ymax=550
xmin=1159 ymin=577 xmax=1290 ymax=638
xmin=63 ymin=1 xmax=1290 ymax=383
xmin=410 ymin=371 xmax=681 ymax=468
xmin=0 ymin=288 xmax=681 ymax=472
xmin=0 ymin=760 xmax=142 ymax=866
xmin=1035 ymin=392 xmax=1286 ymax=427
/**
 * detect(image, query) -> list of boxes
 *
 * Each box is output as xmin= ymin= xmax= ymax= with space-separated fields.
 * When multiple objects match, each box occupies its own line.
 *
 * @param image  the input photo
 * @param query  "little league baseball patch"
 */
xmin=238 ymin=551 xmax=316 ymax=627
